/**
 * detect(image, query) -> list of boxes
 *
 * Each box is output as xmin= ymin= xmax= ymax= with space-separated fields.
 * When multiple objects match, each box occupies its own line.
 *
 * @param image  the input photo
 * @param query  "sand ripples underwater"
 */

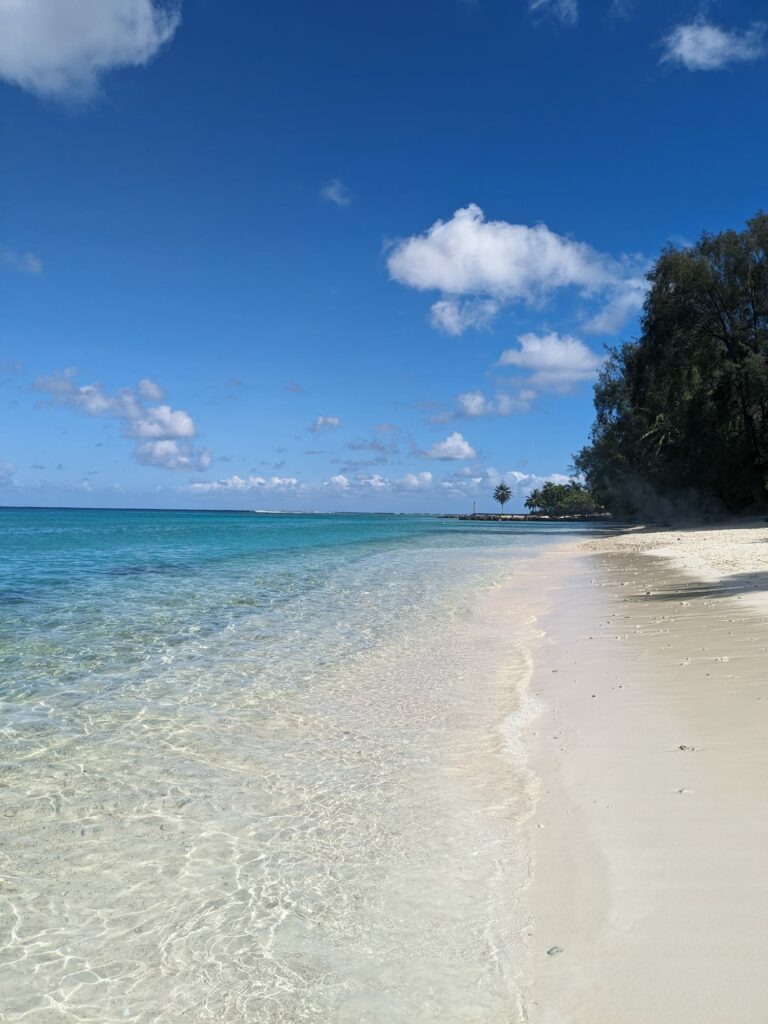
xmin=0 ymin=510 xmax=594 ymax=1022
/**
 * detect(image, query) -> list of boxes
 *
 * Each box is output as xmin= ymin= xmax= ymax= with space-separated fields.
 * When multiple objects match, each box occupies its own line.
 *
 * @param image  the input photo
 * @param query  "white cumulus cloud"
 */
xmin=423 ymin=431 xmax=477 ymax=461
xmin=181 ymin=465 xmax=582 ymax=507
xmin=496 ymin=389 xmax=537 ymax=415
xmin=135 ymin=439 xmax=211 ymax=471
xmin=0 ymin=0 xmax=181 ymax=101
xmin=457 ymin=390 xmax=492 ymax=417
xmin=483 ymin=467 xmax=572 ymax=496
xmin=497 ymin=332 xmax=604 ymax=391
xmin=430 ymin=297 xmax=499 ymax=336
xmin=440 ymin=466 xmax=572 ymax=502
xmin=137 ymin=377 xmax=164 ymax=400
xmin=124 ymin=404 xmax=196 ymax=439
xmin=345 ymin=471 xmax=434 ymax=493
xmin=388 ymin=204 xmax=612 ymax=299
xmin=661 ymin=18 xmax=765 ymax=72
xmin=387 ymin=204 xmax=644 ymax=335
xmin=451 ymin=388 xmax=536 ymax=419
xmin=583 ymin=277 xmax=646 ymax=334
xmin=187 ymin=470 xmax=434 ymax=497
xmin=188 ymin=474 xmax=301 ymax=494
xmin=35 ymin=369 xmax=210 ymax=471
xmin=398 ymin=471 xmax=433 ymax=491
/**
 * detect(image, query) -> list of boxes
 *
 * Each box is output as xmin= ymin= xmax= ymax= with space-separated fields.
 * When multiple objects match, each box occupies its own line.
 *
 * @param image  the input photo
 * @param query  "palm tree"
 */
xmin=493 ymin=481 xmax=512 ymax=515
xmin=524 ymin=488 xmax=542 ymax=513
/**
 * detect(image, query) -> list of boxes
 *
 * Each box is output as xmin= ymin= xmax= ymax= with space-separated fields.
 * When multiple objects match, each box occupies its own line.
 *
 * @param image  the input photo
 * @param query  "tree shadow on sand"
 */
xmin=626 ymin=572 xmax=768 ymax=604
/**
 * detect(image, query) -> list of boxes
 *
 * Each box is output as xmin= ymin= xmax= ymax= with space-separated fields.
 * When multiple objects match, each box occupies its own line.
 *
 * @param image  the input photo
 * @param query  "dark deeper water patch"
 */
xmin=106 ymin=562 xmax=194 ymax=578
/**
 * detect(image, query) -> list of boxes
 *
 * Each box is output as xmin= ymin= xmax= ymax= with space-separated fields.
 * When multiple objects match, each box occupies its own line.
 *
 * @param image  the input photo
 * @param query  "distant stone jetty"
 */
xmin=442 ymin=512 xmax=613 ymax=522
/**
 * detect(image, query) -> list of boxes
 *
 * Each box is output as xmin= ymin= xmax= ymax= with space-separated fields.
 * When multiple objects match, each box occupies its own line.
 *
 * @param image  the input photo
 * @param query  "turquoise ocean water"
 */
xmin=0 ymin=509 xmax=597 ymax=1023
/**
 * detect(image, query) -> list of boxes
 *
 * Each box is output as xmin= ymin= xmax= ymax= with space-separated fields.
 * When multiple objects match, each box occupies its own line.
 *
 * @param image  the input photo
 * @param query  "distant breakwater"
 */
xmin=443 ymin=512 xmax=614 ymax=523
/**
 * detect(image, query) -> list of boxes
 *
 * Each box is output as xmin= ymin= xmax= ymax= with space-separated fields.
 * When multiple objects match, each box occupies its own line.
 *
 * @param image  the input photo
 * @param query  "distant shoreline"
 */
xmin=442 ymin=512 xmax=614 ymax=522
xmin=0 ymin=505 xmax=610 ymax=519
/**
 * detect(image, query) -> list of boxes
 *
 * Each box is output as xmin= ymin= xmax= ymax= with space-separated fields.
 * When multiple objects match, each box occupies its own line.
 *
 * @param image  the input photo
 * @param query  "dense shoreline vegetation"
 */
xmin=524 ymin=480 xmax=600 ymax=517
xmin=576 ymin=213 xmax=768 ymax=517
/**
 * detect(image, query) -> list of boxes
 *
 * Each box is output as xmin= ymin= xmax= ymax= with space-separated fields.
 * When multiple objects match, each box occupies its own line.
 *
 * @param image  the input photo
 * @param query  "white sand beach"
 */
xmin=522 ymin=521 xmax=768 ymax=1022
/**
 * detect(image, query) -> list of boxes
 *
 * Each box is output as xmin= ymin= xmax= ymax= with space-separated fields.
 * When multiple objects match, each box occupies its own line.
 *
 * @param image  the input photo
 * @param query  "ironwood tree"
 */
xmin=576 ymin=212 xmax=768 ymax=515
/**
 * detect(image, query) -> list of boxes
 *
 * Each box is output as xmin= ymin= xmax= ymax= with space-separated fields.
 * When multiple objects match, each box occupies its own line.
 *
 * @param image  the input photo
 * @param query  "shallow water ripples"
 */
xmin=1 ymin=543 xmax=535 ymax=1023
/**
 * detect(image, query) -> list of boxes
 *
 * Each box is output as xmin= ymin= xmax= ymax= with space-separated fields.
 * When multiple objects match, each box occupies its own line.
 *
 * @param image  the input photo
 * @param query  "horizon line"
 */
xmin=0 ymin=503 xmax=483 ymax=516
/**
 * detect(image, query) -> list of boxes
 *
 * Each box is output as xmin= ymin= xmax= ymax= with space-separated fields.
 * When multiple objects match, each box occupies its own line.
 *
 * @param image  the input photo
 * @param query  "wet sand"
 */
xmin=523 ymin=529 xmax=768 ymax=1022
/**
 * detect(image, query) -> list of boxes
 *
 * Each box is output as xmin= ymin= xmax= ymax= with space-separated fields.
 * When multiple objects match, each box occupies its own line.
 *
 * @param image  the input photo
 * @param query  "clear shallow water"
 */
xmin=0 ymin=509 xmax=597 ymax=1023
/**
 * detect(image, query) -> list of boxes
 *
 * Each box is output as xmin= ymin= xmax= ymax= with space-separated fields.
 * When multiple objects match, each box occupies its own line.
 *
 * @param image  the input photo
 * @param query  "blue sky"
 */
xmin=1 ymin=0 xmax=767 ymax=511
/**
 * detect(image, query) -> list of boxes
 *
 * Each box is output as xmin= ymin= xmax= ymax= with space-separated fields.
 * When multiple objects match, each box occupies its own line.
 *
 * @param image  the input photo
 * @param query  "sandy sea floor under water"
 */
xmin=1 ymin=532 xmax=546 ymax=1024
xmin=3 ymin=517 xmax=768 ymax=1022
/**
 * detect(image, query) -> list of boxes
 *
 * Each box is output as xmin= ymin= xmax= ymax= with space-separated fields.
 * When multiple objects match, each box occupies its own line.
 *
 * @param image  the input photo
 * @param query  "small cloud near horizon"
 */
xmin=34 ymin=369 xmax=211 ymax=472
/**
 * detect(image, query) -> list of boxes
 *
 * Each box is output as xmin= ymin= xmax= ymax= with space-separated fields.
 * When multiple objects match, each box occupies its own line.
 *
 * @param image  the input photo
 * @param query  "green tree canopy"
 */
xmin=525 ymin=481 xmax=599 ymax=516
xmin=576 ymin=212 xmax=768 ymax=515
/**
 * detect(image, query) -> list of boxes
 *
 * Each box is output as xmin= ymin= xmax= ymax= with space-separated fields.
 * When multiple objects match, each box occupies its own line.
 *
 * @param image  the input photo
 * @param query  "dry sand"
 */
xmin=523 ymin=521 xmax=768 ymax=1023
xmin=588 ymin=516 xmax=768 ymax=615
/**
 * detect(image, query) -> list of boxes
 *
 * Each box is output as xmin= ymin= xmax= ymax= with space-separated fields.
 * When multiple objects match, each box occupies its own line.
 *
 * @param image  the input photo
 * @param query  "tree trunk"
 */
xmin=739 ymin=393 xmax=767 ymax=508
